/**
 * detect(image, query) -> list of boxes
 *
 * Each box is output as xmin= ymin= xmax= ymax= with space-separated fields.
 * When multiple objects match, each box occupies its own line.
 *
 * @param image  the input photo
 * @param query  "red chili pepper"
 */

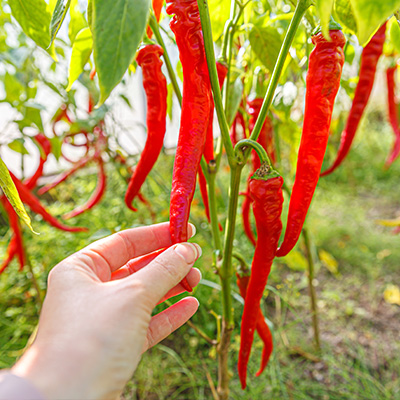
xmin=276 ymin=27 xmax=345 ymax=257
xmin=167 ymin=0 xmax=213 ymax=292
xmin=236 ymin=272 xmax=273 ymax=377
xmin=147 ymin=0 xmax=164 ymax=38
xmin=38 ymin=155 xmax=92 ymax=195
xmin=321 ymin=23 xmax=386 ymax=176
xmin=0 ymin=196 xmax=26 ymax=273
xmin=10 ymin=171 xmax=87 ymax=232
xmin=238 ymin=164 xmax=283 ymax=389
xmin=241 ymin=192 xmax=256 ymax=247
xmin=198 ymin=61 xmax=227 ymax=227
xmin=24 ymin=134 xmax=52 ymax=190
xmin=230 ymin=111 xmax=246 ymax=146
xmin=63 ymin=157 xmax=106 ymax=219
xmin=167 ymin=0 xmax=212 ymax=242
xmin=125 ymin=44 xmax=167 ymax=212
xmin=385 ymin=65 xmax=400 ymax=167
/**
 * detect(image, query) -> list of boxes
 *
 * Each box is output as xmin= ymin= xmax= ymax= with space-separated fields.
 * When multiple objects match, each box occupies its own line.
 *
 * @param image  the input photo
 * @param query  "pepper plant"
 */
xmin=2 ymin=0 xmax=400 ymax=398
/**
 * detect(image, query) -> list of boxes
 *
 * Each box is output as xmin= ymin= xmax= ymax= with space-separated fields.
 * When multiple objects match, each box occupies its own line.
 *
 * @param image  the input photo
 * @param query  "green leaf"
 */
xmin=66 ymin=28 xmax=93 ymax=91
xmin=8 ymin=139 xmax=29 ymax=155
xmin=249 ymin=26 xmax=282 ymax=72
xmin=87 ymin=0 xmax=93 ymax=31
xmin=226 ymin=78 xmax=244 ymax=126
xmin=316 ymin=0 xmax=335 ymax=39
xmin=349 ymin=0 xmax=400 ymax=46
xmin=50 ymin=136 xmax=62 ymax=160
xmin=167 ymin=83 xmax=173 ymax=121
xmin=388 ymin=16 xmax=400 ymax=53
xmin=50 ymin=0 xmax=72 ymax=46
xmin=8 ymin=0 xmax=57 ymax=59
xmin=0 ymin=157 xmax=35 ymax=233
xmin=208 ymin=0 xmax=230 ymax=40
xmin=334 ymin=0 xmax=357 ymax=35
xmin=68 ymin=0 xmax=88 ymax=44
xmin=92 ymin=0 xmax=150 ymax=104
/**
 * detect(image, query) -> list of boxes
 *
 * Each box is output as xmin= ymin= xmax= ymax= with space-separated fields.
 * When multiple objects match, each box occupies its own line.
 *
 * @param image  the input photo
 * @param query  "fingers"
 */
xmin=78 ymin=223 xmax=196 ymax=275
xmin=129 ymin=242 xmax=202 ymax=307
xmin=142 ymin=297 xmax=199 ymax=353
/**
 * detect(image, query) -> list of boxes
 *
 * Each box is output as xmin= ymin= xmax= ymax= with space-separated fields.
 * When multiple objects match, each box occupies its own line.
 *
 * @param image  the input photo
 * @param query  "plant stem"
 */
xmin=149 ymin=15 xmax=182 ymax=107
xmin=250 ymin=0 xmax=310 ymax=142
xmin=25 ymin=251 xmax=43 ymax=310
xmin=302 ymin=228 xmax=321 ymax=352
xmin=208 ymin=168 xmax=223 ymax=253
xmin=234 ymin=138 xmax=271 ymax=165
xmin=197 ymin=0 xmax=235 ymax=165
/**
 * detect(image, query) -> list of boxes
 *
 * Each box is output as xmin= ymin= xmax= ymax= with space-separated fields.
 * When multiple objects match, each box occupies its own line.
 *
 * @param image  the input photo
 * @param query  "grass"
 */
xmin=0 ymin=117 xmax=400 ymax=399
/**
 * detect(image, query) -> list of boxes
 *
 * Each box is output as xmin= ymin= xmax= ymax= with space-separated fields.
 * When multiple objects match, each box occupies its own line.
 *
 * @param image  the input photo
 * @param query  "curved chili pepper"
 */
xmin=0 ymin=196 xmax=26 ymax=273
xmin=63 ymin=157 xmax=106 ymax=219
xmin=276 ymin=28 xmax=345 ymax=257
xmin=125 ymin=44 xmax=167 ymax=212
xmin=236 ymin=272 xmax=273 ymax=377
xmin=385 ymin=65 xmax=400 ymax=167
xmin=241 ymin=192 xmax=256 ymax=247
xmin=321 ymin=23 xmax=386 ymax=176
xmin=24 ymin=134 xmax=52 ymax=190
xmin=167 ymin=0 xmax=212 ymax=243
xmin=38 ymin=155 xmax=92 ymax=195
xmin=10 ymin=171 xmax=87 ymax=232
xmin=238 ymin=164 xmax=283 ymax=389
xmin=198 ymin=61 xmax=227 ymax=226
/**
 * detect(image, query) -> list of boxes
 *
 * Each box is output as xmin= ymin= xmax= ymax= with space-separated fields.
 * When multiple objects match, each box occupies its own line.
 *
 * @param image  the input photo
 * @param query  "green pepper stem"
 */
xmin=250 ymin=0 xmax=310 ymax=143
xmin=149 ymin=14 xmax=182 ymax=107
xmin=234 ymin=139 xmax=271 ymax=166
xmin=197 ymin=0 xmax=235 ymax=165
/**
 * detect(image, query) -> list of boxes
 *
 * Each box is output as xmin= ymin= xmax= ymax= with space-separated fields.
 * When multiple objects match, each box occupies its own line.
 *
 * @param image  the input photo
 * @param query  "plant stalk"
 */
xmin=250 ymin=0 xmax=310 ymax=142
xmin=302 ymin=228 xmax=321 ymax=352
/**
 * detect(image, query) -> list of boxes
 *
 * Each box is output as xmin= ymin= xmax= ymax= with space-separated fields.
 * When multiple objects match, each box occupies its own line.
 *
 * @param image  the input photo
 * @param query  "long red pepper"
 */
xmin=198 ymin=61 xmax=227 ymax=225
xmin=38 ymin=155 xmax=92 ymax=195
xmin=385 ymin=65 xmax=400 ymax=167
xmin=0 ymin=196 xmax=26 ymax=273
xmin=10 ymin=172 xmax=87 ymax=232
xmin=147 ymin=0 xmax=164 ymax=38
xmin=276 ymin=27 xmax=345 ymax=257
xmin=125 ymin=44 xmax=167 ymax=212
xmin=241 ymin=192 xmax=256 ymax=247
xmin=236 ymin=273 xmax=273 ymax=377
xmin=24 ymin=134 xmax=52 ymax=190
xmin=321 ymin=23 xmax=386 ymax=176
xmin=63 ymin=157 xmax=106 ymax=219
xmin=167 ymin=0 xmax=212 ymax=242
xmin=238 ymin=164 xmax=283 ymax=389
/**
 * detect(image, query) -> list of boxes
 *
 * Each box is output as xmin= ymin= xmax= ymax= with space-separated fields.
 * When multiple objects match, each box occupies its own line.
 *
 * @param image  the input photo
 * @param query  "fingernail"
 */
xmin=175 ymin=243 xmax=198 ymax=264
xmin=189 ymin=223 xmax=196 ymax=238
xmin=193 ymin=243 xmax=202 ymax=258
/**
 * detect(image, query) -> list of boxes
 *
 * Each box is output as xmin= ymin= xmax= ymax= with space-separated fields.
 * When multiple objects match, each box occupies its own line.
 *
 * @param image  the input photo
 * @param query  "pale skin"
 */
xmin=12 ymin=222 xmax=202 ymax=400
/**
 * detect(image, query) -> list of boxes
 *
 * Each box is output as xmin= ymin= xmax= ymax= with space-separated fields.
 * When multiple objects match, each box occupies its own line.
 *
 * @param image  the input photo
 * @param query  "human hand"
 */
xmin=12 ymin=222 xmax=201 ymax=400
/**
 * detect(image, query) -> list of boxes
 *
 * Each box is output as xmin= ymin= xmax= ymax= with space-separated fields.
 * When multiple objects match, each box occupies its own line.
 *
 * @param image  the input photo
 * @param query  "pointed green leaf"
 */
xmin=316 ymin=0 xmax=335 ymax=39
xmin=350 ymin=0 xmax=400 ymax=46
xmin=0 ymin=157 xmax=35 ymax=233
xmin=93 ymin=0 xmax=150 ymax=104
xmin=389 ymin=16 xmax=400 ymax=54
xmin=334 ymin=0 xmax=357 ymax=35
xmin=67 ymin=28 xmax=93 ymax=91
xmin=8 ymin=0 xmax=57 ymax=59
xmin=50 ymin=0 xmax=72 ymax=46
xmin=8 ymin=139 xmax=29 ymax=155
xmin=68 ymin=0 xmax=88 ymax=44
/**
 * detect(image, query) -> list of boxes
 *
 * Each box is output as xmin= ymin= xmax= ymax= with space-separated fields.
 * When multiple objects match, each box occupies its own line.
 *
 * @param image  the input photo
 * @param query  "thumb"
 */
xmin=128 ymin=243 xmax=201 ymax=306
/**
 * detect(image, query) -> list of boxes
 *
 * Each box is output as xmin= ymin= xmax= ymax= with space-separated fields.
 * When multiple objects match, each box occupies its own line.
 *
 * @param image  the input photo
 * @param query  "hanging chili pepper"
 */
xmin=38 ymin=155 xmax=92 ymax=195
xmin=24 ymin=134 xmax=52 ymax=190
xmin=385 ymin=65 xmax=400 ymax=167
xmin=63 ymin=157 xmax=106 ymax=219
xmin=276 ymin=26 xmax=345 ymax=257
xmin=238 ymin=163 xmax=283 ymax=389
xmin=0 ymin=196 xmax=26 ymax=273
xmin=236 ymin=272 xmax=273 ymax=377
xmin=147 ymin=0 xmax=164 ymax=38
xmin=321 ymin=23 xmax=386 ymax=176
xmin=125 ymin=44 xmax=167 ymax=212
xmin=240 ymin=192 xmax=256 ymax=247
xmin=167 ymin=0 xmax=212 ymax=242
xmin=10 ymin=171 xmax=87 ymax=232
xmin=198 ymin=61 xmax=227 ymax=226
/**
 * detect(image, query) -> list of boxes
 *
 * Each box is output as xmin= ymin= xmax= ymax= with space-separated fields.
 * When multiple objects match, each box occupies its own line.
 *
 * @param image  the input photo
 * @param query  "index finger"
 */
xmin=80 ymin=222 xmax=195 ymax=274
